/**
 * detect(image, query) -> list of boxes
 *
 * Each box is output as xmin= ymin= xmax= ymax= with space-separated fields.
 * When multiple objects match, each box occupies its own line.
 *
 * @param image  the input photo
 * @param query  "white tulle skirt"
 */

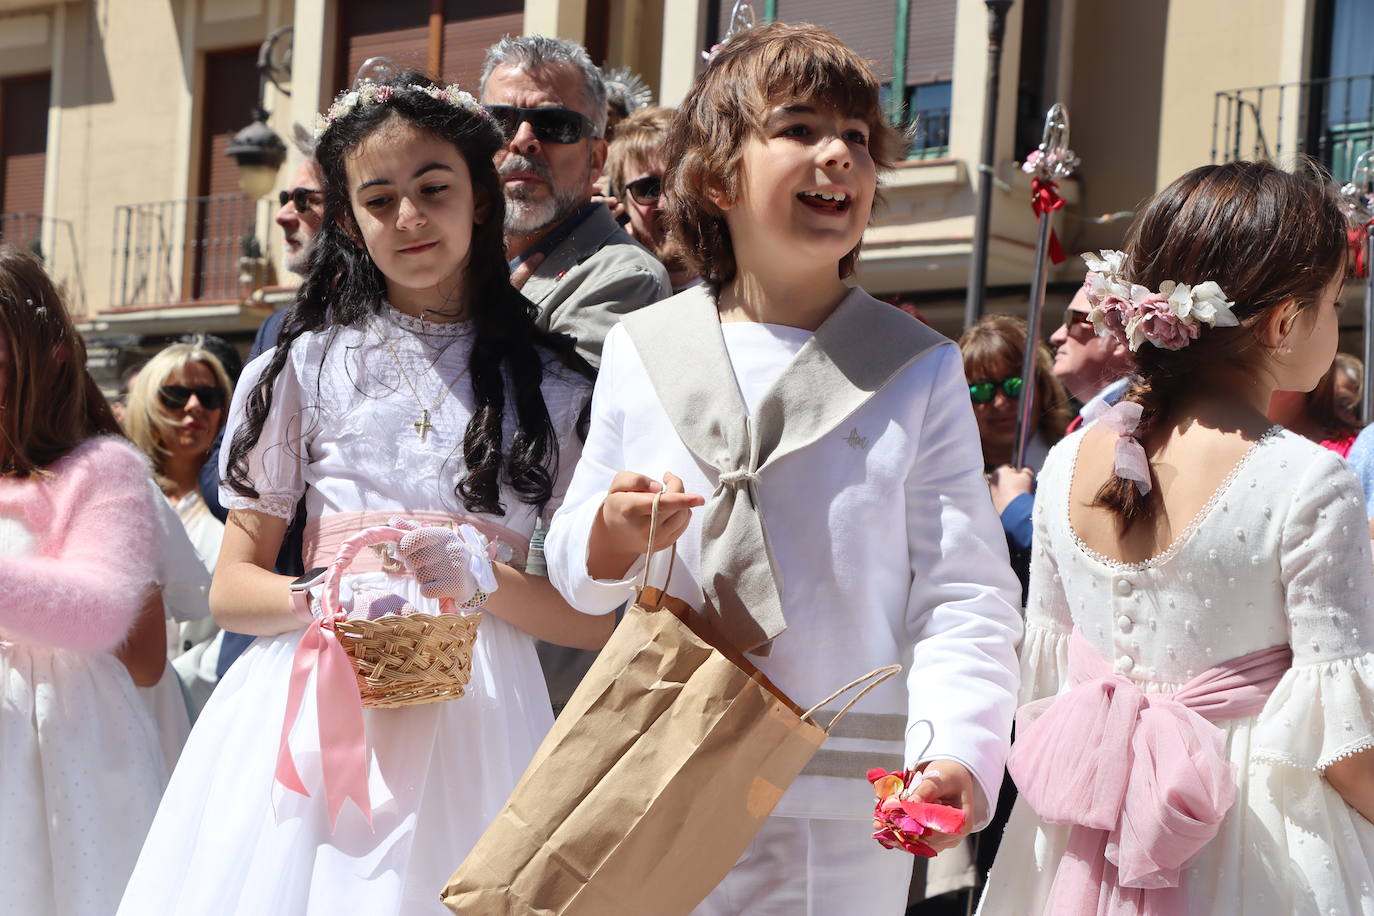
xmin=1 ymin=642 xmax=167 ymax=916
xmin=118 ymin=578 xmax=554 ymax=916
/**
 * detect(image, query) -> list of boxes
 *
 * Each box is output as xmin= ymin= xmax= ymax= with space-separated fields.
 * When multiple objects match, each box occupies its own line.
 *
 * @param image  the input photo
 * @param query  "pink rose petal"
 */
xmin=898 ymin=799 xmax=967 ymax=835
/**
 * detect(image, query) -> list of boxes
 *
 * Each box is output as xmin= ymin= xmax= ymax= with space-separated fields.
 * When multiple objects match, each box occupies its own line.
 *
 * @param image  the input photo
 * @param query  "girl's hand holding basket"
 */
xmin=390 ymin=517 xmax=499 ymax=607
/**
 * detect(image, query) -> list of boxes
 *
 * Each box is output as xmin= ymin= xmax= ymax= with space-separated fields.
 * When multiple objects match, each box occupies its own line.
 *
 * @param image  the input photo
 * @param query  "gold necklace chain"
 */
xmin=374 ymin=322 xmax=471 ymax=442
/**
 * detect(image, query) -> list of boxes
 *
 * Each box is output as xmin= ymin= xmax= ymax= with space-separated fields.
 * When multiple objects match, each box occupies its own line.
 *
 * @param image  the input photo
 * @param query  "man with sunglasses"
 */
xmin=481 ymin=36 xmax=669 ymax=368
xmin=1049 ymin=287 xmax=1134 ymax=431
xmin=274 ymin=156 xmax=325 ymax=277
xmin=605 ymin=106 xmax=700 ymax=294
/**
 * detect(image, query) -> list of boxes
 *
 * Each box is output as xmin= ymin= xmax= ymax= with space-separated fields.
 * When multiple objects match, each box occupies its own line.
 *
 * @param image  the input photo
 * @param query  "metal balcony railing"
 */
xmin=1213 ymin=73 xmax=1374 ymax=178
xmin=909 ymin=106 xmax=951 ymax=161
xmin=109 ymin=194 xmax=272 ymax=309
xmin=1 ymin=212 xmax=87 ymax=314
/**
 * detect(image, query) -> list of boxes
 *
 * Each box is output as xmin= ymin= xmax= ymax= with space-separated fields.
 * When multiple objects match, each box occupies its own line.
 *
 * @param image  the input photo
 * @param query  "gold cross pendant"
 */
xmin=413 ymin=409 xmax=434 ymax=441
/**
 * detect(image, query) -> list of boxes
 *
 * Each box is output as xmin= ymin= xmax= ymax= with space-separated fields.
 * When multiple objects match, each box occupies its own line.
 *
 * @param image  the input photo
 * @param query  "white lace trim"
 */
xmin=382 ymin=301 xmax=473 ymax=338
xmin=1064 ymin=424 xmax=1285 ymax=571
xmin=1253 ymin=739 xmax=1374 ymax=772
xmin=224 ymin=493 xmax=298 ymax=520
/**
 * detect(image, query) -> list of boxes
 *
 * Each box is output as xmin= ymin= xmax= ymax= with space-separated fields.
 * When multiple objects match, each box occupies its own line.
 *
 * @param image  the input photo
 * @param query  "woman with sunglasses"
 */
xmin=124 ymin=338 xmax=234 ymax=721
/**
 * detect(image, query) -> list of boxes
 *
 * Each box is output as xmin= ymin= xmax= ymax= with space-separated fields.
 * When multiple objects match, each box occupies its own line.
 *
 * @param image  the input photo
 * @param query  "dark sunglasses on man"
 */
xmin=1062 ymin=306 xmax=1094 ymax=330
xmin=159 ymin=384 xmax=227 ymax=411
xmin=624 ymin=175 xmax=663 ymax=207
xmin=486 ymin=105 xmax=598 ymax=144
xmin=968 ymin=376 xmax=1024 ymax=404
xmin=278 ymin=186 xmax=323 ymax=214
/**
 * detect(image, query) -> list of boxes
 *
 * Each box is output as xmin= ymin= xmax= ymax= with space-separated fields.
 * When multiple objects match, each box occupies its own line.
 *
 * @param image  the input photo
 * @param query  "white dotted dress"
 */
xmin=979 ymin=427 xmax=1374 ymax=915
xmin=118 ymin=307 xmax=591 ymax=916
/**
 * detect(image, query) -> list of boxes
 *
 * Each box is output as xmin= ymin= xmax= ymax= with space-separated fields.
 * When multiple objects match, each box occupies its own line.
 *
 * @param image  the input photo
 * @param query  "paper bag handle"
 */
xmin=800 ymin=664 xmax=902 ymax=734
xmin=636 ymin=490 xmax=677 ymax=598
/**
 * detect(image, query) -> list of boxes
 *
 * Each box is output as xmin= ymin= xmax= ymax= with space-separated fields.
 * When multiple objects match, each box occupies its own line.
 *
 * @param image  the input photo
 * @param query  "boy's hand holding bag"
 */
xmin=441 ymin=493 xmax=900 ymax=916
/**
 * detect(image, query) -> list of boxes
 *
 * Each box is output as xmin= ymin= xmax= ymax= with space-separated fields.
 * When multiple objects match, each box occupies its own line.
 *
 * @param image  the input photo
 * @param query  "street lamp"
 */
xmin=963 ymin=0 xmax=1014 ymax=330
xmin=226 ymin=26 xmax=292 ymax=200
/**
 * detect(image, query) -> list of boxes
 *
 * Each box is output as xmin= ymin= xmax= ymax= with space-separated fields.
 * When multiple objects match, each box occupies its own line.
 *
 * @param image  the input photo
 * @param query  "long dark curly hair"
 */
xmin=225 ymin=73 xmax=590 ymax=515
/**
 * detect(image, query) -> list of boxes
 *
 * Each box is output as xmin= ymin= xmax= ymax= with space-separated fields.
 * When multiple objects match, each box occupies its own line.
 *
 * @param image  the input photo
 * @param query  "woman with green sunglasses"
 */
xmin=959 ymin=315 xmax=1070 ymax=474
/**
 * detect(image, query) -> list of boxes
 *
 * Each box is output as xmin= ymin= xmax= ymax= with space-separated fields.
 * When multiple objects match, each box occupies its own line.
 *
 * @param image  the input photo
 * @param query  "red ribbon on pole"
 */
xmin=1031 ymin=176 xmax=1067 ymax=264
xmin=1349 ymin=220 xmax=1373 ymax=278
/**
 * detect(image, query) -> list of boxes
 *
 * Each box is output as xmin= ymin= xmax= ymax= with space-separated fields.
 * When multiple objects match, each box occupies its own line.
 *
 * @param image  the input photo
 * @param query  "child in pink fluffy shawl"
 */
xmin=0 ymin=245 xmax=167 ymax=916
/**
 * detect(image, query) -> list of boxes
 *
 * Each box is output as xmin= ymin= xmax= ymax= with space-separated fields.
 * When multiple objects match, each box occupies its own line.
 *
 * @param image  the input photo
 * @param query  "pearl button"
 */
xmin=1118 ymin=655 xmax=1135 ymax=672
xmin=1114 ymin=578 xmax=1133 ymax=596
xmin=1117 ymin=614 xmax=1133 ymax=632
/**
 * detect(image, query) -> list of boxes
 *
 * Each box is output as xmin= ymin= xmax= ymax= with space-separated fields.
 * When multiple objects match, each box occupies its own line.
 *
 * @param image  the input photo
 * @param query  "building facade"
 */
xmin=0 ymin=0 xmax=1368 ymax=385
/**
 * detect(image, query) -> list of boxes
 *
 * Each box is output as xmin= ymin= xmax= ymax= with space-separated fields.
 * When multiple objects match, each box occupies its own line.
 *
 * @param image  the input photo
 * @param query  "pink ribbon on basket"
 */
xmin=275 ymin=525 xmax=429 ymax=829
xmin=1006 ymin=631 xmax=1292 ymax=916
xmin=1098 ymin=401 xmax=1151 ymax=496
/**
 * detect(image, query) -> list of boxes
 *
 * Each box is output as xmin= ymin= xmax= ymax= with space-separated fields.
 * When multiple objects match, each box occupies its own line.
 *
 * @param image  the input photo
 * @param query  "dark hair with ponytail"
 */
xmin=225 ymin=72 xmax=590 ymax=514
xmin=1094 ymin=160 xmax=1348 ymax=530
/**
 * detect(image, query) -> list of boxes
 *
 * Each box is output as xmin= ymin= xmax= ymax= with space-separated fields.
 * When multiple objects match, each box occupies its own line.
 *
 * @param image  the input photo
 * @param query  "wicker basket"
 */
xmin=323 ymin=525 xmax=481 ymax=709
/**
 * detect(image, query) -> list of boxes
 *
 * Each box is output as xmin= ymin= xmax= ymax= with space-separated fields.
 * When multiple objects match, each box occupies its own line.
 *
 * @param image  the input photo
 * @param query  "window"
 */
xmin=0 ymin=73 xmax=51 ymax=256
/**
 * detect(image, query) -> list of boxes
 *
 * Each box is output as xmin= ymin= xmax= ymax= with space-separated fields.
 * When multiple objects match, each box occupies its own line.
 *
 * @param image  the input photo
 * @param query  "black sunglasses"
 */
xmin=159 ymin=384 xmax=227 ymax=410
xmin=624 ymin=175 xmax=663 ymax=206
xmin=278 ymin=186 xmax=323 ymax=213
xmin=1063 ymin=306 xmax=1094 ymax=329
xmin=968 ymin=376 xmax=1023 ymax=404
xmin=486 ymin=105 xmax=598 ymax=144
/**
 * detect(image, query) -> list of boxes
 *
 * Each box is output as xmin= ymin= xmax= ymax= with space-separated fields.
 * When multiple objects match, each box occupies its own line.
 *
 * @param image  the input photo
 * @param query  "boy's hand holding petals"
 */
xmin=905 ymin=759 xmax=975 ymax=852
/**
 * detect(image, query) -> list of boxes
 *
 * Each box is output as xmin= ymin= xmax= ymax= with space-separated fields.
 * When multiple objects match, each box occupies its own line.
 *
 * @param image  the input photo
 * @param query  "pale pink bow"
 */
xmin=1098 ymin=401 xmax=1151 ymax=496
xmin=1007 ymin=632 xmax=1292 ymax=916
xmin=274 ymin=525 xmax=461 ymax=830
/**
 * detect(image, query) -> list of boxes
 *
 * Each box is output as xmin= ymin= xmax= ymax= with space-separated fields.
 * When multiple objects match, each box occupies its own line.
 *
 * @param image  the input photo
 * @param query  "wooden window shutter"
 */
xmin=441 ymin=0 xmax=523 ymax=95
xmin=1 ymin=73 xmax=52 ymax=248
xmin=339 ymin=0 xmax=431 ymax=93
xmin=774 ymin=0 xmax=898 ymax=84
xmin=194 ymin=48 xmax=260 ymax=301
xmin=906 ymin=0 xmax=957 ymax=85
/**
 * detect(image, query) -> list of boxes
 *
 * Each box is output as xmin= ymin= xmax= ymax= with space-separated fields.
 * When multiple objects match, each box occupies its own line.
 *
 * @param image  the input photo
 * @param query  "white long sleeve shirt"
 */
xmin=545 ymin=319 xmax=1023 ymax=824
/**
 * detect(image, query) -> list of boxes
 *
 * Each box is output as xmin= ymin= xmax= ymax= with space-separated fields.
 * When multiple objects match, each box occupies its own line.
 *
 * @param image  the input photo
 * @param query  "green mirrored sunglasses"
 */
xmin=968 ymin=376 xmax=1023 ymax=404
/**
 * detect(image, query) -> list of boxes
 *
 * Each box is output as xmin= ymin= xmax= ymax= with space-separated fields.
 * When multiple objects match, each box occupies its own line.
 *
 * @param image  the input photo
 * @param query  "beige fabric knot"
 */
xmin=716 ymin=468 xmax=761 ymax=492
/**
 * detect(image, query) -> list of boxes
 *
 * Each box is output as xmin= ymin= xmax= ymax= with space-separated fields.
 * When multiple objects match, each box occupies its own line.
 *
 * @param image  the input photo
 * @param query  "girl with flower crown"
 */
xmin=978 ymin=161 xmax=1374 ymax=916
xmin=118 ymin=74 xmax=608 ymax=916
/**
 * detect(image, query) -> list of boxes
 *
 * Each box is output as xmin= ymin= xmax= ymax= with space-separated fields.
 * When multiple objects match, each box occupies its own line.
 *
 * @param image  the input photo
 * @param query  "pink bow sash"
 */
xmin=275 ymin=524 xmax=462 ymax=830
xmin=1007 ymin=631 xmax=1292 ymax=916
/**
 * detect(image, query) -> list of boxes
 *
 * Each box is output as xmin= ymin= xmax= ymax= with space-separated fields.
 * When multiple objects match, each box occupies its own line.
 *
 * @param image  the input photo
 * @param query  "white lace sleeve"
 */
xmin=217 ymin=344 xmax=309 ymax=519
xmin=1253 ymin=450 xmax=1374 ymax=770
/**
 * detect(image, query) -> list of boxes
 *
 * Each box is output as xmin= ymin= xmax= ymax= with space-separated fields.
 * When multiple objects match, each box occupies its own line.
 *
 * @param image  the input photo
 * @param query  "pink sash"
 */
xmin=1007 ymin=631 xmax=1292 ymax=916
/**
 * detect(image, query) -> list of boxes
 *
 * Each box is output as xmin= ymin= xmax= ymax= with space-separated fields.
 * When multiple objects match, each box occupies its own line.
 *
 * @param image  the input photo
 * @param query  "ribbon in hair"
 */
xmin=1031 ymin=177 xmax=1068 ymax=265
xmin=1098 ymin=401 xmax=1151 ymax=496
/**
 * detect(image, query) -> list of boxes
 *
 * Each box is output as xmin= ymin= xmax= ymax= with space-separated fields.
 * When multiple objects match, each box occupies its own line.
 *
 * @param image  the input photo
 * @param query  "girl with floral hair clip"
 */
xmin=979 ymin=160 xmax=1374 ymax=915
xmin=119 ymin=73 xmax=609 ymax=916
xmin=544 ymin=22 xmax=1023 ymax=912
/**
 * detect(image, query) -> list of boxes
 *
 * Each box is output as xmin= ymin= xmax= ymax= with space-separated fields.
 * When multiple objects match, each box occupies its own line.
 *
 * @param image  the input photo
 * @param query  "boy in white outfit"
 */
xmin=543 ymin=22 xmax=1023 ymax=913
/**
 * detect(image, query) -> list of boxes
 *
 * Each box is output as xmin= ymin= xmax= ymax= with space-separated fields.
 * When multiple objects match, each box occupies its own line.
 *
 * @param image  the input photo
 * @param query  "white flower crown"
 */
xmin=1081 ymin=249 xmax=1240 ymax=352
xmin=314 ymin=82 xmax=484 ymax=139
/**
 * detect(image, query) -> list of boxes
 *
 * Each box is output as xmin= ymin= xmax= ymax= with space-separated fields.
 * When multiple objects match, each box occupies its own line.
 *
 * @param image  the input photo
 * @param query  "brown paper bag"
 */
xmin=442 ymin=499 xmax=899 ymax=915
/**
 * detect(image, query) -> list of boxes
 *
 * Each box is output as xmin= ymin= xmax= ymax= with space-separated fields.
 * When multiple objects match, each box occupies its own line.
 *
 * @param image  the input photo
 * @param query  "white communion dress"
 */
xmin=118 ymin=307 xmax=591 ymax=916
xmin=979 ymin=427 xmax=1374 ymax=915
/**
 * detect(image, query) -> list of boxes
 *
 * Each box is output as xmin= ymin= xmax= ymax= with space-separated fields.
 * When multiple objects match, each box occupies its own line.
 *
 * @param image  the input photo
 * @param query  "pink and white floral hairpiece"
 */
xmin=314 ymin=83 xmax=484 ymax=139
xmin=1080 ymin=249 xmax=1239 ymax=352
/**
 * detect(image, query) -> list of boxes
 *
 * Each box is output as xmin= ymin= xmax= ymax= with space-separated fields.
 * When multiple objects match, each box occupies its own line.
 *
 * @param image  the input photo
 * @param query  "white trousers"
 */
xmin=693 ymin=815 xmax=914 ymax=916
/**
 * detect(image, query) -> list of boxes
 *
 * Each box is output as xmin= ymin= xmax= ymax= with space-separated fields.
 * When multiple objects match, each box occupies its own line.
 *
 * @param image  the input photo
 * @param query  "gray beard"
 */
xmin=504 ymin=182 xmax=586 ymax=236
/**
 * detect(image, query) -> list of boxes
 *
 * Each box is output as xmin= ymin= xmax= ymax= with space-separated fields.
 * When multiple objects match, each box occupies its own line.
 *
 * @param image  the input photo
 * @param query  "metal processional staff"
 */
xmin=1341 ymin=151 xmax=1374 ymax=424
xmin=1013 ymin=104 xmax=1079 ymax=468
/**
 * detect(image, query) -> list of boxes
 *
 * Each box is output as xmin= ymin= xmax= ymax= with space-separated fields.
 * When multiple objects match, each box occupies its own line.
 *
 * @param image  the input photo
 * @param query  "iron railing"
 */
xmin=1213 ymin=73 xmax=1374 ymax=178
xmin=1 ymin=212 xmax=87 ymax=314
xmin=909 ymin=106 xmax=951 ymax=161
xmin=109 ymin=194 xmax=272 ymax=309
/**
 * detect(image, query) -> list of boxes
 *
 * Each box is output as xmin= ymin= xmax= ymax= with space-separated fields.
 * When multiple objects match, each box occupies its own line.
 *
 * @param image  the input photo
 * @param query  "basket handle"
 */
xmin=800 ymin=664 xmax=902 ymax=734
xmin=320 ymin=524 xmax=457 ymax=621
xmin=635 ymin=490 xmax=676 ymax=602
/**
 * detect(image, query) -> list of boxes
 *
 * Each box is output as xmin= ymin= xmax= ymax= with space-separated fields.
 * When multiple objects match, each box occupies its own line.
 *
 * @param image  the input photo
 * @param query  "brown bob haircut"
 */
xmin=959 ymin=313 xmax=1071 ymax=444
xmin=605 ymin=105 xmax=674 ymax=201
xmin=0 ymin=245 xmax=121 ymax=477
xmin=662 ymin=22 xmax=907 ymax=286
